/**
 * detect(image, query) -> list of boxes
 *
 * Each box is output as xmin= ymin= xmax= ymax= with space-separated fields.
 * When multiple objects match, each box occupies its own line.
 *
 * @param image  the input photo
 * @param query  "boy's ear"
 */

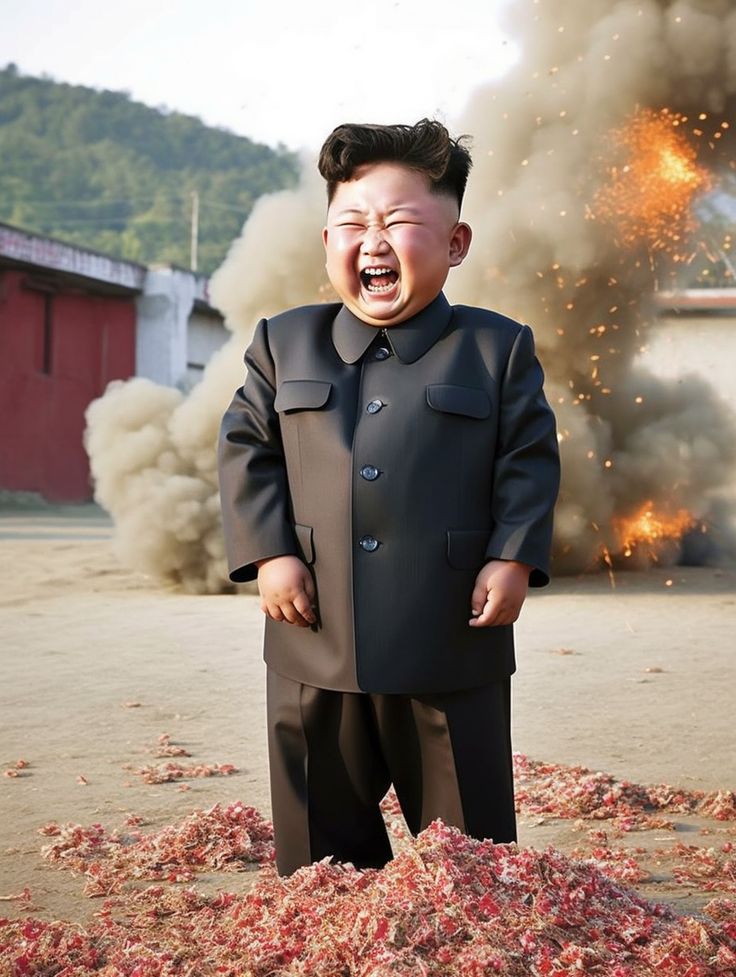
xmin=449 ymin=221 xmax=472 ymax=267
xmin=321 ymin=226 xmax=329 ymax=251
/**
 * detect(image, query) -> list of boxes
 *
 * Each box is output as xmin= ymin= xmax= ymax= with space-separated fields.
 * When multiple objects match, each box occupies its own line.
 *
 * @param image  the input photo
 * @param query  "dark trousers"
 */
xmin=266 ymin=668 xmax=516 ymax=876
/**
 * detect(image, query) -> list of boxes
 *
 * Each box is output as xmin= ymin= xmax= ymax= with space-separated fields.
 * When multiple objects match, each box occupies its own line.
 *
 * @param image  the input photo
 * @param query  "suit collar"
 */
xmin=332 ymin=292 xmax=453 ymax=365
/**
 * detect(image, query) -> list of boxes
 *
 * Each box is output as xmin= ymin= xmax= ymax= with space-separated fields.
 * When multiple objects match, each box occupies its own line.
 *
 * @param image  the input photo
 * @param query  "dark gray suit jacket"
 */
xmin=218 ymin=292 xmax=560 ymax=694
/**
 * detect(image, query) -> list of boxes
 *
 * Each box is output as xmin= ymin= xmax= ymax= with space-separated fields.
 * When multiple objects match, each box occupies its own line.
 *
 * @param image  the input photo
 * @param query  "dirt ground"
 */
xmin=1 ymin=502 xmax=734 ymax=924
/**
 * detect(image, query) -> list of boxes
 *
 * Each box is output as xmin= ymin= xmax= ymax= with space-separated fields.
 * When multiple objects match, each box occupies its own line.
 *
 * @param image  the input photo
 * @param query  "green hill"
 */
xmin=0 ymin=63 xmax=299 ymax=275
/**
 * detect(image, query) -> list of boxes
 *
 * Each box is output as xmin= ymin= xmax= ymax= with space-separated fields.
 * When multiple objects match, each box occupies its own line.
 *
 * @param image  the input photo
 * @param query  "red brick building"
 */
xmin=0 ymin=223 xmax=222 ymax=502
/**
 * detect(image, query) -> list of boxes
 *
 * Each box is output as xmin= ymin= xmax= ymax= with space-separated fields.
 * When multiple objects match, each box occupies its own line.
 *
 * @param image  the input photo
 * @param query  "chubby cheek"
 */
xmin=392 ymin=229 xmax=440 ymax=273
xmin=326 ymin=247 xmax=354 ymax=274
xmin=325 ymin=255 xmax=358 ymax=299
xmin=325 ymin=235 xmax=358 ymax=276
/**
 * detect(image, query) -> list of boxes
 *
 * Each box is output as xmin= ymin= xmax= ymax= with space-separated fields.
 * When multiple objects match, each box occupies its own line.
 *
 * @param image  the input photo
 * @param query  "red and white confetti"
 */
xmin=132 ymin=760 xmax=238 ymax=784
xmin=2 ymin=821 xmax=734 ymax=976
xmin=39 ymin=802 xmax=274 ymax=896
xmin=514 ymin=753 xmax=736 ymax=829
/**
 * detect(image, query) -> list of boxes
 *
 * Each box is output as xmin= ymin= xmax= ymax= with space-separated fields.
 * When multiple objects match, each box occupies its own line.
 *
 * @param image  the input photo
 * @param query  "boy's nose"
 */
xmin=361 ymin=227 xmax=389 ymax=254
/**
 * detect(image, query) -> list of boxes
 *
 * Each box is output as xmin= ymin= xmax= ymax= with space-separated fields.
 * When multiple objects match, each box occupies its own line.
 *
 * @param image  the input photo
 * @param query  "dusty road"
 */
xmin=1 ymin=503 xmax=734 ymax=921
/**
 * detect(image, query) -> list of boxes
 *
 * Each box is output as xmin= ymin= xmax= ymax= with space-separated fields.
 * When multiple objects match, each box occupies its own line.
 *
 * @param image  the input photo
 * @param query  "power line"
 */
xmin=11 ymin=215 xmax=186 ymax=227
xmin=7 ymin=196 xmax=159 ymax=208
xmin=197 ymin=199 xmax=250 ymax=213
xmin=5 ymin=194 xmax=251 ymax=213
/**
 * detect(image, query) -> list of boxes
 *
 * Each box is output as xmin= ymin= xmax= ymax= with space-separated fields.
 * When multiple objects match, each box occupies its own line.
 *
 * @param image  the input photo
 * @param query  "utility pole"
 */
xmin=190 ymin=190 xmax=199 ymax=272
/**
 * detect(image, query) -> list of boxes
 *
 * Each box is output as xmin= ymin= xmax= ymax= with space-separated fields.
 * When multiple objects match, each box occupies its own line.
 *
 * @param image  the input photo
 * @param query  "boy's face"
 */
xmin=322 ymin=162 xmax=472 ymax=327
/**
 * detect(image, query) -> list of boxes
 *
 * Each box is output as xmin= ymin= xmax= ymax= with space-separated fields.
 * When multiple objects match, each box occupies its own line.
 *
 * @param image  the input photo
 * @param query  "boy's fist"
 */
xmin=256 ymin=555 xmax=317 ymax=627
xmin=469 ymin=559 xmax=532 ymax=628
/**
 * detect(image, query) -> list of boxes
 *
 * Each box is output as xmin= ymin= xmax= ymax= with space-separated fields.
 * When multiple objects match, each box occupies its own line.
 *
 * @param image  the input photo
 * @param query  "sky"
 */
xmin=0 ymin=0 xmax=517 ymax=151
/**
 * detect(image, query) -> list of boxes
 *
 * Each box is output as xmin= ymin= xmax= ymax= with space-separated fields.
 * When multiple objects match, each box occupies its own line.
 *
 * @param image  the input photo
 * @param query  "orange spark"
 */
xmin=614 ymin=501 xmax=695 ymax=559
xmin=590 ymin=108 xmax=711 ymax=253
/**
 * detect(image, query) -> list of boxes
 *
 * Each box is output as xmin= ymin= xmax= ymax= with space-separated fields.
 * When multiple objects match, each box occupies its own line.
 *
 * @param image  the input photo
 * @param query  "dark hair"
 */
xmin=318 ymin=118 xmax=473 ymax=210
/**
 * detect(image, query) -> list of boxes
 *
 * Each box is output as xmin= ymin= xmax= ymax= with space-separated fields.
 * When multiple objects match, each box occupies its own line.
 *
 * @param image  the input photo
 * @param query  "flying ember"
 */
xmin=590 ymin=108 xmax=711 ymax=254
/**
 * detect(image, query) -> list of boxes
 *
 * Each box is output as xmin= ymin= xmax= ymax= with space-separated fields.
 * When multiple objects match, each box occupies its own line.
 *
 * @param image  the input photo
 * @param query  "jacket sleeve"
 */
xmin=484 ymin=323 xmax=561 ymax=586
xmin=217 ymin=318 xmax=298 ymax=583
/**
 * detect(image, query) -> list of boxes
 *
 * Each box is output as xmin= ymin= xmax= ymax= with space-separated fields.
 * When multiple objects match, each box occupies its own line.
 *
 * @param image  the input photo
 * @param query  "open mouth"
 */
xmin=359 ymin=266 xmax=399 ymax=294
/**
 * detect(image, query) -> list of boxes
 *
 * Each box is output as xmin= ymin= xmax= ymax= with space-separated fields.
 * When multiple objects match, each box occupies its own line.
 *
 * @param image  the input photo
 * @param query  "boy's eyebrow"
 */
xmin=386 ymin=206 xmax=422 ymax=216
xmin=333 ymin=205 xmax=423 ymax=218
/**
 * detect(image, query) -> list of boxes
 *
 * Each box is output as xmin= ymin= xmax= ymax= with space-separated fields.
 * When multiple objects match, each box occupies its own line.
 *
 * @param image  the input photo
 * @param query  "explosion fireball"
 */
xmin=614 ymin=501 xmax=698 ymax=561
xmin=590 ymin=107 xmax=713 ymax=256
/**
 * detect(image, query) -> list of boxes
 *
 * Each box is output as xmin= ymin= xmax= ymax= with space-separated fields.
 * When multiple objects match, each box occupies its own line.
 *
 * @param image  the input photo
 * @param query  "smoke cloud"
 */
xmin=86 ymin=0 xmax=736 ymax=591
xmin=452 ymin=0 xmax=736 ymax=571
xmin=85 ymin=172 xmax=328 ymax=593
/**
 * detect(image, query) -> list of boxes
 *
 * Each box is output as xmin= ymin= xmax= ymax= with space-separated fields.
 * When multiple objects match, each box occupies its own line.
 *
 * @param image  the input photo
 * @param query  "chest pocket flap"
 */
xmin=426 ymin=384 xmax=491 ymax=419
xmin=275 ymin=380 xmax=332 ymax=413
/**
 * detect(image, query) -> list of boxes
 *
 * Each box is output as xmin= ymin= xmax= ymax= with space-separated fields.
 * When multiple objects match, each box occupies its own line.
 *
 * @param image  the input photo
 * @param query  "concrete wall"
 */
xmin=639 ymin=312 xmax=736 ymax=409
xmin=136 ymin=268 xmax=227 ymax=390
xmin=135 ymin=268 xmax=196 ymax=389
xmin=185 ymin=309 xmax=229 ymax=388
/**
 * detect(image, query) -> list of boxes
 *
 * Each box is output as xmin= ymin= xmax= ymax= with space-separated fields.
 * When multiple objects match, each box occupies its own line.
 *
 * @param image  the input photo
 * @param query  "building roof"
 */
xmin=0 ymin=221 xmax=147 ymax=292
xmin=0 ymin=221 xmax=213 ymax=307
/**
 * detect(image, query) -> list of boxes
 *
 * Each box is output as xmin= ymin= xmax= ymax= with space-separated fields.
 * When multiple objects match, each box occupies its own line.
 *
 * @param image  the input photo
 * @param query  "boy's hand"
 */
xmin=469 ymin=559 xmax=532 ymax=627
xmin=256 ymin=555 xmax=317 ymax=627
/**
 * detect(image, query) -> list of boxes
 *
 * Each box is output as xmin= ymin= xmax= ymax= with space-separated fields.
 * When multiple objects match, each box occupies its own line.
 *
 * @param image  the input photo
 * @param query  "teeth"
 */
xmin=366 ymin=280 xmax=395 ymax=293
xmin=364 ymin=267 xmax=393 ymax=276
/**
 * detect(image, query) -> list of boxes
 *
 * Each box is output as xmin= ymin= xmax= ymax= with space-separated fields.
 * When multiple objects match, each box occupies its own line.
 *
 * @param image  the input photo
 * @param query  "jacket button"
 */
xmin=359 ymin=535 xmax=379 ymax=552
xmin=366 ymin=399 xmax=383 ymax=414
xmin=360 ymin=464 xmax=380 ymax=481
xmin=373 ymin=346 xmax=391 ymax=361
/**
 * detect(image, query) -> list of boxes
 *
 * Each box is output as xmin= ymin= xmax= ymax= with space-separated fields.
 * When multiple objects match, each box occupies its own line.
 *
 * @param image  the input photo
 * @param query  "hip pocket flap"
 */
xmin=294 ymin=523 xmax=315 ymax=564
xmin=446 ymin=529 xmax=490 ymax=570
xmin=426 ymin=384 xmax=491 ymax=419
xmin=275 ymin=380 xmax=332 ymax=413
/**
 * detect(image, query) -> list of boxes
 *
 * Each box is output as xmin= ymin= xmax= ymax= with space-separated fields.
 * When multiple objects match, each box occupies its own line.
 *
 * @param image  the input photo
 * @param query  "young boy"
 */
xmin=218 ymin=119 xmax=560 ymax=876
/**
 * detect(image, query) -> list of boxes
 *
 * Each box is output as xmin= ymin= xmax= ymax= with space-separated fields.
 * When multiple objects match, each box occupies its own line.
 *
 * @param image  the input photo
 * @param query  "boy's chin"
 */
xmin=346 ymin=295 xmax=411 ymax=327
xmin=347 ymin=285 xmax=411 ymax=326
